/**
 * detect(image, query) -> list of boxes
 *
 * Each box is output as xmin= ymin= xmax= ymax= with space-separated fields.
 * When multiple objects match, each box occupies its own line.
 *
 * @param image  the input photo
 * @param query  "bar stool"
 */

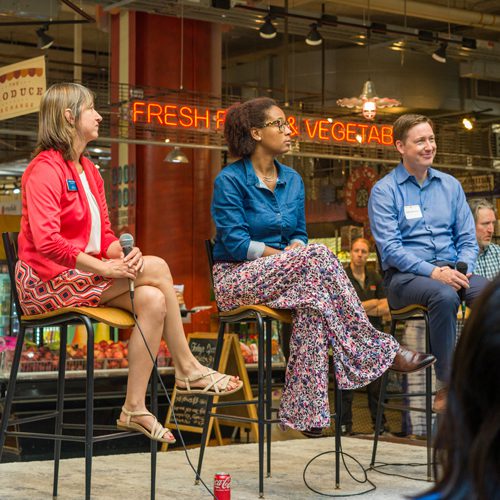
xmin=0 ymin=232 xmax=159 ymax=499
xmin=370 ymin=302 xmax=434 ymax=480
xmin=195 ymin=240 xmax=342 ymax=498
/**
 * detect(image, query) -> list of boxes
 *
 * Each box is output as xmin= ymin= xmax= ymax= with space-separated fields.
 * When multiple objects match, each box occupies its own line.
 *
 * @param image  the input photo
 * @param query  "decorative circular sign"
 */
xmin=344 ymin=165 xmax=378 ymax=222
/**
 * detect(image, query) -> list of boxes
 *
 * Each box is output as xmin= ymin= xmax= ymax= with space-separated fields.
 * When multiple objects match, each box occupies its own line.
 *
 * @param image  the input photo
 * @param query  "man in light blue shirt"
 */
xmin=368 ymin=114 xmax=488 ymax=414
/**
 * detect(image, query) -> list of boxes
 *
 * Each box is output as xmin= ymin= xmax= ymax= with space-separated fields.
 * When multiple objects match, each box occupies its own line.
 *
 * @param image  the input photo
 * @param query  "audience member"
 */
xmin=342 ymin=237 xmax=390 ymax=435
xmin=468 ymin=198 xmax=500 ymax=280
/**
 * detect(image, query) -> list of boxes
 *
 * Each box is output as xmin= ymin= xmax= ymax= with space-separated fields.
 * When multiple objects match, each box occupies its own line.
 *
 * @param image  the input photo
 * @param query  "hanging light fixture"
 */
xmin=462 ymin=117 xmax=475 ymax=130
xmin=36 ymin=25 xmax=54 ymax=50
xmin=164 ymin=147 xmax=189 ymax=164
xmin=337 ymin=80 xmax=401 ymax=120
xmin=432 ymin=42 xmax=448 ymax=63
xmin=259 ymin=15 xmax=277 ymax=39
xmin=305 ymin=23 xmax=322 ymax=46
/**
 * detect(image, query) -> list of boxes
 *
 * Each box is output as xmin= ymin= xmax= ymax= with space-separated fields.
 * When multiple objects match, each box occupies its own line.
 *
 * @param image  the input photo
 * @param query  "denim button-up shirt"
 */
xmin=212 ymin=157 xmax=308 ymax=262
xmin=368 ymin=163 xmax=478 ymax=276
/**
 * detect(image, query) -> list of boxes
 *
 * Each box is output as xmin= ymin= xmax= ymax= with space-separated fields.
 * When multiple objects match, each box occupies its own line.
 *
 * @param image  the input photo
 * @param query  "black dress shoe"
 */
xmin=390 ymin=346 xmax=436 ymax=374
xmin=301 ymin=427 xmax=324 ymax=438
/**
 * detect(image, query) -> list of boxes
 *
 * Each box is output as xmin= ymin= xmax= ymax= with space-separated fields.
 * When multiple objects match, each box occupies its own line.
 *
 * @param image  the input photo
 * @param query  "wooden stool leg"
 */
xmin=0 ymin=325 xmax=26 ymax=460
xmin=53 ymin=325 xmax=68 ymax=498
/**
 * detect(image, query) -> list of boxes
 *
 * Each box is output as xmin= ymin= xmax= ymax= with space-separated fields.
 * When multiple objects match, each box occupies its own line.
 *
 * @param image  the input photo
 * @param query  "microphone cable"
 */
xmin=127 ymin=282 xmax=217 ymax=499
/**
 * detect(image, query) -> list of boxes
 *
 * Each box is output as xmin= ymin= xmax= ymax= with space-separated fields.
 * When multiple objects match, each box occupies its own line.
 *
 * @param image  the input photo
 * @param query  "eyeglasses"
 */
xmin=262 ymin=119 xmax=292 ymax=133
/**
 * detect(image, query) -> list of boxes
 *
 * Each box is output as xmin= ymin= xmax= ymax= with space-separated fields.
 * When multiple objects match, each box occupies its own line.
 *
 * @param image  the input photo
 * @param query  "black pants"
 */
xmin=340 ymin=377 xmax=386 ymax=431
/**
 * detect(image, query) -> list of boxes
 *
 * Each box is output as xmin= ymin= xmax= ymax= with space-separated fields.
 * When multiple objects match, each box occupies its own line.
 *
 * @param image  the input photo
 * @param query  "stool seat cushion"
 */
xmin=219 ymin=305 xmax=292 ymax=324
xmin=21 ymin=306 xmax=135 ymax=328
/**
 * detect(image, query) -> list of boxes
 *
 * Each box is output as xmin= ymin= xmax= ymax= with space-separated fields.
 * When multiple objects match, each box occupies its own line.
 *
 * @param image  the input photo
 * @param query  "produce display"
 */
xmin=0 ymin=339 xmax=172 ymax=373
xmin=239 ymin=337 xmax=282 ymax=364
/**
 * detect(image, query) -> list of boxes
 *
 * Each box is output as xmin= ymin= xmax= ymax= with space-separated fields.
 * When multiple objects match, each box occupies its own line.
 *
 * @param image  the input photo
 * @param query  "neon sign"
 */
xmin=131 ymin=100 xmax=393 ymax=146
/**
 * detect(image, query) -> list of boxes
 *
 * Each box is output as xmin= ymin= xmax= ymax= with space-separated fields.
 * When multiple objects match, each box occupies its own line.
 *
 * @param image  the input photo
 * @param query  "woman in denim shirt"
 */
xmin=211 ymin=97 xmax=435 ymax=432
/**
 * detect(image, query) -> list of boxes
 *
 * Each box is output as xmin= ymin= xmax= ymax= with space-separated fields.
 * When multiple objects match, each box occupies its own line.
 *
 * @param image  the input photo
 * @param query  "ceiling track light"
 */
xmin=259 ymin=15 xmax=277 ymax=39
xmin=432 ymin=42 xmax=448 ymax=63
xmin=164 ymin=147 xmax=189 ymax=164
xmin=36 ymin=24 xmax=54 ymax=50
xmin=305 ymin=23 xmax=322 ymax=46
xmin=462 ymin=37 xmax=477 ymax=50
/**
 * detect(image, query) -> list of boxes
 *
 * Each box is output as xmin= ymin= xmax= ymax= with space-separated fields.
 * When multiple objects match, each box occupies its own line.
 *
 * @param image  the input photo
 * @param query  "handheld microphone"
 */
xmin=456 ymin=261 xmax=468 ymax=319
xmin=119 ymin=233 xmax=135 ymax=299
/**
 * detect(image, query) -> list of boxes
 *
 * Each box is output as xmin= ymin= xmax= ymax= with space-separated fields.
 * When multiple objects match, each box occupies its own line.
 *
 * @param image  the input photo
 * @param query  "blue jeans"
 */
xmin=387 ymin=270 xmax=488 ymax=381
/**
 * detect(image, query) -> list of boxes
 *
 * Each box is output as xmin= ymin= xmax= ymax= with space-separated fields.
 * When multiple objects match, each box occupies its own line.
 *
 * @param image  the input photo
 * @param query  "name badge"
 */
xmin=404 ymin=205 xmax=422 ymax=220
xmin=66 ymin=179 xmax=78 ymax=192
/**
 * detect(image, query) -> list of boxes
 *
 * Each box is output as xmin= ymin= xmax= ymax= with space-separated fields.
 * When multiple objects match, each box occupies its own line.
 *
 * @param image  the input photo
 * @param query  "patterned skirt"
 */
xmin=213 ymin=243 xmax=399 ymax=431
xmin=15 ymin=260 xmax=113 ymax=316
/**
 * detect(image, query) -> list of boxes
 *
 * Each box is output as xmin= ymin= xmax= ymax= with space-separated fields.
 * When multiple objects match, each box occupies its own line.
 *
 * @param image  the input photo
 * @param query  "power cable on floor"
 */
xmin=369 ymin=461 xmax=436 ymax=482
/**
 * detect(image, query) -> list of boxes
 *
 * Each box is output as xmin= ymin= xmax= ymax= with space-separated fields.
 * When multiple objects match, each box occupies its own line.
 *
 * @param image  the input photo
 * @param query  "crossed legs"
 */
xmin=100 ymin=255 xmax=240 ymax=441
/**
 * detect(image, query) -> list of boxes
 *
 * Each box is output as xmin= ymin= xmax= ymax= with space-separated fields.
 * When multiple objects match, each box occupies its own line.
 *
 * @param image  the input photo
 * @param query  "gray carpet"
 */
xmin=0 ymin=436 xmax=436 ymax=499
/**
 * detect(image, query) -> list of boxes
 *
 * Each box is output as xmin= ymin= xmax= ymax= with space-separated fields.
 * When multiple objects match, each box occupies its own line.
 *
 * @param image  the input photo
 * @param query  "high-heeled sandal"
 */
xmin=116 ymin=406 xmax=176 ymax=444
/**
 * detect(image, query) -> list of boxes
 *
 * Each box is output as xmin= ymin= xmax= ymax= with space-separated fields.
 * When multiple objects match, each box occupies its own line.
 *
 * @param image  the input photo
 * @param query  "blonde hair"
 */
xmin=34 ymin=82 xmax=95 ymax=160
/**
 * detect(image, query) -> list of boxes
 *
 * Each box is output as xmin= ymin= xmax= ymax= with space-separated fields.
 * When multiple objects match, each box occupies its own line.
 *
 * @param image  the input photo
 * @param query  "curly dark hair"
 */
xmin=224 ymin=97 xmax=277 ymax=158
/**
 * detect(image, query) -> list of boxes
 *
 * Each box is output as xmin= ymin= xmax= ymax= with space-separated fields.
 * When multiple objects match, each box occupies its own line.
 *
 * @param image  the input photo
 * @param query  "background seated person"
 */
xmin=341 ymin=237 xmax=390 ymax=435
xmin=468 ymin=198 xmax=500 ymax=281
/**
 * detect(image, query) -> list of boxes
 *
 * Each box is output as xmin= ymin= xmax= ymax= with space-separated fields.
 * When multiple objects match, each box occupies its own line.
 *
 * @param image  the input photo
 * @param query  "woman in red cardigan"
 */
xmin=17 ymin=83 xmax=242 ymax=444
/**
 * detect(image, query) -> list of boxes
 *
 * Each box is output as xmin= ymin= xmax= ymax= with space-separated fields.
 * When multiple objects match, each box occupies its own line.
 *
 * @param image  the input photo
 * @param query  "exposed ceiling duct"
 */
xmin=320 ymin=0 xmax=500 ymax=32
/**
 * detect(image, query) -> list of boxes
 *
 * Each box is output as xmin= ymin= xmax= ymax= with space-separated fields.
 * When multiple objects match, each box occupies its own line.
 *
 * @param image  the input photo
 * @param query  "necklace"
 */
xmin=262 ymin=174 xmax=277 ymax=182
xmin=260 ymin=167 xmax=277 ymax=183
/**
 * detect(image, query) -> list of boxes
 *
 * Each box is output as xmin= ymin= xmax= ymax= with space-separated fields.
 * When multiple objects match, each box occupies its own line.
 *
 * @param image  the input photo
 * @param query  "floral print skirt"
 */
xmin=213 ymin=243 xmax=399 ymax=431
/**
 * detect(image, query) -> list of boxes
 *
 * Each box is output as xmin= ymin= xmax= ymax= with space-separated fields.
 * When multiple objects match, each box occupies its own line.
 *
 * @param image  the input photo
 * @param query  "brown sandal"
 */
xmin=175 ymin=369 xmax=243 ymax=397
xmin=116 ymin=406 xmax=176 ymax=444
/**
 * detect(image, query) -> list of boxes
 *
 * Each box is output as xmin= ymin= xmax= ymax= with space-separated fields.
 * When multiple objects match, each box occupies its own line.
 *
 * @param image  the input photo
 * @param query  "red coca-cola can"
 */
xmin=214 ymin=472 xmax=231 ymax=500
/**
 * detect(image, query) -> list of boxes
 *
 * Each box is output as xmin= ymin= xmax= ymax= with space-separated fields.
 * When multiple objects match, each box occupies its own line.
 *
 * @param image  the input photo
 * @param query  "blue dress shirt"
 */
xmin=211 ymin=157 xmax=308 ymax=262
xmin=368 ymin=163 xmax=478 ymax=276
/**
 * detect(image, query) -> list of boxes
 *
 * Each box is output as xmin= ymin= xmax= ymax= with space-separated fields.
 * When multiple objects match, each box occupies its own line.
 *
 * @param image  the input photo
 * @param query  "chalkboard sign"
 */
xmin=187 ymin=336 xmax=218 ymax=367
xmin=162 ymin=332 xmax=256 ymax=451
xmin=170 ymin=393 xmax=209 ymax=428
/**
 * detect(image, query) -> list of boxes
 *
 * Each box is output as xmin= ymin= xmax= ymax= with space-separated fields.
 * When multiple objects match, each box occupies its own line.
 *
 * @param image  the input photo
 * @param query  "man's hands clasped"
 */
xmin=430 ymin=265 xmax=471 ymax=291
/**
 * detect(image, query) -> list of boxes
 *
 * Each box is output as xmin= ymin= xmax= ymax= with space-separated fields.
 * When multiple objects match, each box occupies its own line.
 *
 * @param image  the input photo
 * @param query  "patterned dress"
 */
xmin=213 ymin=243 xmax=399 ymax=431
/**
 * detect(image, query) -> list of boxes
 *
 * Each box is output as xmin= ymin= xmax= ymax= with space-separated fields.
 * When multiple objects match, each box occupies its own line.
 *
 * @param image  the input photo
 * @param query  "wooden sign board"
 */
xmin=162 ymin=332 xmax=257 ymax=451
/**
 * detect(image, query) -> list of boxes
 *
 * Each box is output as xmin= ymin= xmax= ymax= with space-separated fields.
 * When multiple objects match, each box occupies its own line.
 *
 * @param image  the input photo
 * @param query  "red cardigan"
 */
xmin=18 ymin=149 xmax=118 ymax=282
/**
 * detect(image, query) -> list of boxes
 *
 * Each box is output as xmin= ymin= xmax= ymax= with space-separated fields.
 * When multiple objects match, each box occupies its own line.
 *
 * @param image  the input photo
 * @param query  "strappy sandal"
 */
xmin=175 ymin=369 xmax=243 ymax=397
xmin=116 ymin=406 xmax=176 ymax=444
